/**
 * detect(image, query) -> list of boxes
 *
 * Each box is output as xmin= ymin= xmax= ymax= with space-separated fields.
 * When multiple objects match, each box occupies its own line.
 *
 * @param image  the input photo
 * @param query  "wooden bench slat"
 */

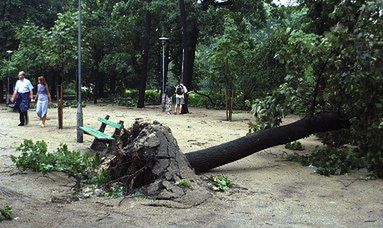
xmin=98 ymin=117 xmax=122 ymax=130
xmin=80 ymin=126 xmax=114 ymax=141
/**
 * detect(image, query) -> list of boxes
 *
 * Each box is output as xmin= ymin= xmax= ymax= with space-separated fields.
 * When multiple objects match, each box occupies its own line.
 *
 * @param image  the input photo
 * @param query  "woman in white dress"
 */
xmin=33 ymin=76 xmax=51 ymax=127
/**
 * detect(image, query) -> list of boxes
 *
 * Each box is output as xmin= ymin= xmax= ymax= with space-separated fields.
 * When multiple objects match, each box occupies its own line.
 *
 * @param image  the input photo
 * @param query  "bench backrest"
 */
xmin=98 ymin=117 xmax=123 ymax=130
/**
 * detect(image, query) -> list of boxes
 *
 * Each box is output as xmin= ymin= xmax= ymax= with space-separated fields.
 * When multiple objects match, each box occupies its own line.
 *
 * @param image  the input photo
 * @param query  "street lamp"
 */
xmin=76 ymin=0 xmax=83 ymax=143
xmin=6 ymin=50 xmax=13 ymax=105
xmin=159 ymin=37 xmax=169 ymax=112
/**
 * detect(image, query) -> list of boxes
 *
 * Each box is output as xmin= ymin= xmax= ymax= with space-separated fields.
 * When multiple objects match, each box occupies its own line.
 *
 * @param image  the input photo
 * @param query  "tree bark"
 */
xmin=57 ymin=73 xmax=63 ymax=129
xmin=93 ymin=70 xmax=99 ymax=104
xmin=0 ymin=80 xmax=4 ymax=103
xmin=137 ymin=2 xmax=152 ymax=108
xmin=186 ymin=112 xmax=351 ymax=172
xmin=109 ymin=71 xmax=116 ymax=96
xmin=225 ymin=90 xmax=228 ymax=121
xmin=178 ymin=0 xmax=199 ymax=114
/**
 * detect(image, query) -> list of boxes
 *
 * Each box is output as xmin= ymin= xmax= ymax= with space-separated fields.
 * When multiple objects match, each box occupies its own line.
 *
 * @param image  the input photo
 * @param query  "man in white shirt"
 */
xmin=11 ymin=71 xmax=34 ymax=126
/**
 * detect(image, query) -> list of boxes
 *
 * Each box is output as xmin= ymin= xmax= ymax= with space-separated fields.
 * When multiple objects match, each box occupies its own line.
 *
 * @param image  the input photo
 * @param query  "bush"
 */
xmin=106 ymin=89 xmax=161 ymax=107
xmin=188 ymin=90 xmax=249 ymax=110
xmin=11 ymin=140 xmax=105 ymax=189
xmin=285 ymin=141 xmax=304 ymax=151
xmin=0 ymin=205 xmax=12 ymax=222
xmin=287 ymin=146 xmax=367 ymax=176
xmin=208 ymin=175 xmax=233 ymax=192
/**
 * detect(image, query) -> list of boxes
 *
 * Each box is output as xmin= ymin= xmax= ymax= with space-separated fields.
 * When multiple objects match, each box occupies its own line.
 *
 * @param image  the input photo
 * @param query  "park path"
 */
xmin=0 ymin=104 xmax=382 ymax=227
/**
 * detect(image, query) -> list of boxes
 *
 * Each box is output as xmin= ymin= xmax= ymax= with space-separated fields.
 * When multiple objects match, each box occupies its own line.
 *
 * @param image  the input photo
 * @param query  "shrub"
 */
xmin=11 ymin=140 xmax=105 ymax=190
xmin=285 ymin=141 xmax=304 ymax=151
xmin=0 ymin=205 xmax=13 ymax=222
xmin=208 ymin=175 xmax=232 ymax=192
xmin=287 ymin=146 xmax=367 ymax=176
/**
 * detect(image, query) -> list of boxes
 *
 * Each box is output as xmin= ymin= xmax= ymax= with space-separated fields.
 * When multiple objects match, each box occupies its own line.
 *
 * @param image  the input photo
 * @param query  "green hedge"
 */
xmin=105 ymin=89 xmax=251 ymax=110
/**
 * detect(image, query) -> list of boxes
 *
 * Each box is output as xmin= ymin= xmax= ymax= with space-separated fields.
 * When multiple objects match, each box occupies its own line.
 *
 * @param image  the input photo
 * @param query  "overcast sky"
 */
xmin=273 ymin=0 xmax=298 ymax=6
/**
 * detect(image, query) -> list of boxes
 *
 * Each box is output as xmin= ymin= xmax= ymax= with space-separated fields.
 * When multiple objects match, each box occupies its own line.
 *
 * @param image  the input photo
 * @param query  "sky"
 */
xmin=273 ymin=0 xmax=298 ymax=6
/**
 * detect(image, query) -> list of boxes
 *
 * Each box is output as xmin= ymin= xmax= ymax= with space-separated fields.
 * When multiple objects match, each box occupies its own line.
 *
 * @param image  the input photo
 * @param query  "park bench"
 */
xmin=80 ymin=115 xmax=124 ymax=153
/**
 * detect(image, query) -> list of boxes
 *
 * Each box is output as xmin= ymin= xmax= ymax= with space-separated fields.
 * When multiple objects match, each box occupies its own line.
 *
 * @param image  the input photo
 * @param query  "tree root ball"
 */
xmin=105 ymin=120 xmax=211 ymax=206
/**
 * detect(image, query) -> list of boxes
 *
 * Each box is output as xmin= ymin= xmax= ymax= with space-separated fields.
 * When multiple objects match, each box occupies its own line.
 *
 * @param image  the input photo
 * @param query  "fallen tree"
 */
xmin=186 ymin=112 xmax=351 ymax=172
xmin=104 ymin=112 xmax=350 ymax=204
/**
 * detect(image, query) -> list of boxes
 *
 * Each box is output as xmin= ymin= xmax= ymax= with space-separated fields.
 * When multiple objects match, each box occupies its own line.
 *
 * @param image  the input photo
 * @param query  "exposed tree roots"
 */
xmin=104 ymin=120 xmax=211 ymax=206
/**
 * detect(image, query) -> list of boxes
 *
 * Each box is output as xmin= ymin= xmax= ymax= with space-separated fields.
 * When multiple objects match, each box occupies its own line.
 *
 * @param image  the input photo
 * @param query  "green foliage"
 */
xmin=249 ymin=82 xmax=295 ymax=132
xmin=106 ymin=89 xmax=160 ymax=107
xmin=175 ymin=179 xmax=191 ymax=188
xmin=287 ymin=146 xmax=366 ymax=176
xmin=62 ymin=100 xmax=87 ymax=109
xmin=208 ymin=175 xmax=233 ymax=192
xmin=11 ymin=139 xmax=101 ymax=180
xmin=87 ymin=169 xmax=111 ymax=187
xmin=105 ymin=185 xmax=124 ymax=198
xmin=11 ymin=140 xmax=52 ymax=173
xmin=251 ymin=1 xmax=383 ymax=177
xmin=188 ymin=90 xmax=249 ymax=110
xmin=0 ymin=205 xmax=13 ymax=222
xmin=285 ymin=141 xmax=304 ymax=151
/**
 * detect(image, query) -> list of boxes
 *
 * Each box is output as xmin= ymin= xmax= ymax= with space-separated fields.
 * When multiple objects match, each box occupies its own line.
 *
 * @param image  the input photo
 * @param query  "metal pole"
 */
xmin=6 ymin=51 xmax=12 ymax=105
xmin=76 ymin=0 xmax=83 ymax=143
xmin=162 ymin=41 xmax=165 ymax=112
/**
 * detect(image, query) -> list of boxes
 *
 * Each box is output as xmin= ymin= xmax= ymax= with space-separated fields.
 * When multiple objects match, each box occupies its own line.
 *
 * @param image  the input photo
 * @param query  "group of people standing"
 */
xmin=163 ymin=83 xmax=188 ymax=115
xmin=10 ymin=71 xmax=52 ymax=127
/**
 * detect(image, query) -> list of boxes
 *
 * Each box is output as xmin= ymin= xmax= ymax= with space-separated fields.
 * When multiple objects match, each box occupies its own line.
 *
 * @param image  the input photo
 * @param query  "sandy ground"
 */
xmin=0 ymin=104 xmax=382 ymax=227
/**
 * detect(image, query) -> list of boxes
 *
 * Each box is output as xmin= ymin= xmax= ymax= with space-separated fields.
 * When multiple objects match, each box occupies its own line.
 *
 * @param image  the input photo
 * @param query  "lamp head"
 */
xmin=159 ymin=37 xmax=169 ymax=44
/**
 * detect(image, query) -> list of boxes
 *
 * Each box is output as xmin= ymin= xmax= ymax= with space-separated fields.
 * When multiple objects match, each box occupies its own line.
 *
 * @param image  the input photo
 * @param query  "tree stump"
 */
xmin=105 ymin=120 xmax=211 ymax=206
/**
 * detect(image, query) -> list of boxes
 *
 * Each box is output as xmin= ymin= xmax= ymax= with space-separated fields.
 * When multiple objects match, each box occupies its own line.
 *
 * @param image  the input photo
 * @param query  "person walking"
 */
xmin=10 ymin=71 xmax=34 ymax=126
xmin=33 ymin=76 xmax=51 ymax=127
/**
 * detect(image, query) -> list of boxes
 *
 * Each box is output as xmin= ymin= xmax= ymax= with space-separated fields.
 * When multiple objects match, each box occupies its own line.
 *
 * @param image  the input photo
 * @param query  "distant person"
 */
xmin=174 ymin=82 xmax=187 ymax=114
xmin=164 ymin=85 xmax=175 ymax=115
xmin=10 ymin=71 xmax=34 ymax=126
xmin=32 ymin=76 xmax=52 ymax=127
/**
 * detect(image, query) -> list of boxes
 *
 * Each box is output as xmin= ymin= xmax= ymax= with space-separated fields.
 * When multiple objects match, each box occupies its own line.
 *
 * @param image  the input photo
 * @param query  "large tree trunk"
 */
xmin=186 ymin=112 xmax=351 ymax=172
xmin=109 ymin=71 xmax=116 ymax=96
xmin=98 ymin=72 xmax=105 ymax=99
xmin=178 ymin=0 xmax=199 ymax=114
xmin=0 ymin=80 xmax=4 ymax=103
xmin=93 ymin=70 xmax=99 ymax=104
xmin=137 ymin=3 xmax=152 ymax=108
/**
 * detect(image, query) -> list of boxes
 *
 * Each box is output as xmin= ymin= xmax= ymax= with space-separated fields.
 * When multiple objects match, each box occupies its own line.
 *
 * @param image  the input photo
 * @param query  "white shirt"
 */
xmin=15 ymin=79 xmax=34 ymax=93
xmin=175 ymin=84 xmax=188 ymax=98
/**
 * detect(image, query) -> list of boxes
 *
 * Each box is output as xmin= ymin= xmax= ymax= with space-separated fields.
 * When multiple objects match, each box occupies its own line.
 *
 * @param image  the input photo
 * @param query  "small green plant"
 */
xmin=11 ymin=140 xmax=102 ymax=190
xmin=105 ymin=185 xmax=124 ymax=198
xmin=287 ymin=146 xmax=366 ymax=176
xmin=208 ymin=175 xmax=232 ymax=192
xmin=0 ymin=205 xmax=13 ymax=222
xmin=175 ymin=179 xmax=191 ymax=188
xmin=86 ymin=169 xmax=111 ymax=187
xmin=285 ymin=141 xmax=304 ymax=151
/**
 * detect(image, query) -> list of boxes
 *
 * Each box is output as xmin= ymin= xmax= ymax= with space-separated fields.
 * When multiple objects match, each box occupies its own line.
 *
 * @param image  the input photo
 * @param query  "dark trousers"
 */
xmin=19 ymin=110 xmax=28 ymax=125
xmin=16 ymin=92 xmax=30 ymax=125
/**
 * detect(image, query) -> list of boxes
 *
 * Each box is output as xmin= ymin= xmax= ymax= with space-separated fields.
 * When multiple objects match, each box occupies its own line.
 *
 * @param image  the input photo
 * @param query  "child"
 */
xmin=33 ymin=76 xmax=51 ymax=127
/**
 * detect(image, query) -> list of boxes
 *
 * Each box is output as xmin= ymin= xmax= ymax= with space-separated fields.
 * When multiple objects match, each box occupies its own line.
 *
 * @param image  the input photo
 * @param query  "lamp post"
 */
xmin=76 ymin=0 xmax=83 ymax=143
xmin=6 ymin=50 xmax=13 ymax=105
xmin=159 ymin=37 xmax=169 ymax=112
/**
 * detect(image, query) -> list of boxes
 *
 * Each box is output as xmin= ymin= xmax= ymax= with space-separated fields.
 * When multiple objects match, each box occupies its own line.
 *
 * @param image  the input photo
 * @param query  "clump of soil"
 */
xmin=105 ymin=120 xmax=211 ymax=206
